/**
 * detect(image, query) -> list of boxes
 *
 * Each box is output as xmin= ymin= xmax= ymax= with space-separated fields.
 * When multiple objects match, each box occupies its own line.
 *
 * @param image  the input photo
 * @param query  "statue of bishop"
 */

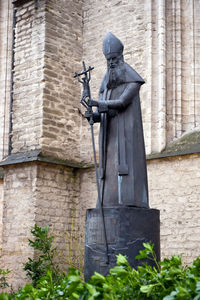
xmin=90 ymin=32 xmax=149 ymax=208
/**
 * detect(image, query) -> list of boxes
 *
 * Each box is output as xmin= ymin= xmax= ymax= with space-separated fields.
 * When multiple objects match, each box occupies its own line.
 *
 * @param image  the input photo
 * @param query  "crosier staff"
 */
xmin=74 ymin=61 xmax=109 ymax=264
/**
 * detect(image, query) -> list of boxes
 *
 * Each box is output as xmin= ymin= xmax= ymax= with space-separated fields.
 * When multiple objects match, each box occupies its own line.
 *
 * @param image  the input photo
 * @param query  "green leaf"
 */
xmin=143 ymin=242 xmax=154 ymax=252
xmin=91 ymin=272 xmax=106 ymax=282
xmin=196 ymin=280 xmax=200 ymax=293
xmin=0 ymin=293 xmax=9 ymax=300
xmin=86 ymin=283 xmax=99 ymax=296
xmin=68 ymin=275 xmax=81 ymax=282
xmin=109 ymin=266 xmax=127 ymax=276
xmin=71 ymin=292 xmax=80 ymax=299
xmin=163 ymin=291 xmax=177 ymax=300
xmin=140 ymin=284 xmax=154 ymax=295
xmin=116 ymin=254 xmax=129 ymax=266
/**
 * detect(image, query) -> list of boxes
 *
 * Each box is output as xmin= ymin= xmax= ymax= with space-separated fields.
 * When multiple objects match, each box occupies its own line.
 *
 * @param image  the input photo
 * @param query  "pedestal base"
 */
xmin=84 ymin=207 xmax=160 ymax=281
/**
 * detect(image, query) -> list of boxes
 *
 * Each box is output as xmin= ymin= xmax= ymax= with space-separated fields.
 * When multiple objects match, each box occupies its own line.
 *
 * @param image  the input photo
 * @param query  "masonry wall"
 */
xmin=0 ymin=0 xmax=13 ymax=160
xmin=35 ymin=163 xmax=84 ymax=272
xmin=0 ymin=179 xmax=3 ymax=249
xmin=11 ymin=0 xmax=45 ymax=154
xmin=1 ymin=163 xmax=37 ymax=288
xmin=41 ymin=0 xmax=83 ymax=163
xmin=1 ymin=162 xmax=90 ymax=290
xmin=148 ymin=154 xmax=200 ymax=264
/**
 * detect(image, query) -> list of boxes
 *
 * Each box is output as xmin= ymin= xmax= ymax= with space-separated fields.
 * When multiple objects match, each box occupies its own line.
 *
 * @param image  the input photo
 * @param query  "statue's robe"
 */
xmin=96 ymin=62 xmax=149 ymax=208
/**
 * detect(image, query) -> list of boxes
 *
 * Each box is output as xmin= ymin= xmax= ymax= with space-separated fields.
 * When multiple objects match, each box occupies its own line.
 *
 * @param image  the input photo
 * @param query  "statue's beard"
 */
xmin=106 ymin=63 xmax=125 ymax=89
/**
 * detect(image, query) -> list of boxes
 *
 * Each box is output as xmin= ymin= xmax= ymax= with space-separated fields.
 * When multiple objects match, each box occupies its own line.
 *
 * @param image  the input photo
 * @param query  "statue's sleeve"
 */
xmin=107 ymin=82 xmax=140 ymax=111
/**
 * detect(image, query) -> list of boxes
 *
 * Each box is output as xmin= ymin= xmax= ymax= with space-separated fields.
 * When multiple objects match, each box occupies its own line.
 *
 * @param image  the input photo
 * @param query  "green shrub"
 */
xmin=9 ymin=242 xmax=200 ymax=299
xmin=23 ymin=224 xmax=63 ymax=287
xmin=1 ymin=225 xmax=200 ymax=299
xmin=0 ymin=268 xmax=10 ymax=290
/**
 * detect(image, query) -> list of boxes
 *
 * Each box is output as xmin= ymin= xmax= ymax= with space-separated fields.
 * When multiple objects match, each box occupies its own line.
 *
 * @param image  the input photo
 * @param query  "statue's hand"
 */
xmin=84 ymin=110 xmax=93 ymax=119
xmin=87 ymin=100 xmax=108 ymax=113
xmin=84 ymin=111 xmax=100 ymax=124
xmin=87 ymin=99 xmax=98 ymax=107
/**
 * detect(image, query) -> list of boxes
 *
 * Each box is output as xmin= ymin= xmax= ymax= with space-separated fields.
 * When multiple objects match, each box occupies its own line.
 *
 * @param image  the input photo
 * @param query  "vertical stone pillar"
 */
xmin=0 ymin=0 xmax=13 ymax=160
xmin=1 ymin=163 xmax=37 ymax=287
xmin=0 ymin=0 xmax=85 ymax=289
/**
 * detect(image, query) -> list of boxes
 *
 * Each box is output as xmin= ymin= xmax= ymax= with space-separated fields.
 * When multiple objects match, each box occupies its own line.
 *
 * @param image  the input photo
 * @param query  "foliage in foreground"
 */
xmin=1 ymin=242 xmax=200 ymax=299
xmin=23 ymin=225 xmax=63 ymax=287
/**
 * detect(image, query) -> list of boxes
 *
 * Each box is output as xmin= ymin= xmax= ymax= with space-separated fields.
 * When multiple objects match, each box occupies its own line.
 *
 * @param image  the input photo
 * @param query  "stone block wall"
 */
xmin=0 ymin=0 xmax=13 ymax=160
xmin=0 ymin=162 xmax=90 ymax=289
xmin=11 ymin=0 xmax=45 ymax=154
xmin=1 ymin=163 xmax=37 ymax=288
xmin=35 ymin=163 xmax=84 ymax=272
xmin=0 ymin=179 xmax=3 ymax=249
xmin=42 ymin=0 xmax=83 ymax=163
xmin=148 ymin=154 xmax=200 ymax=264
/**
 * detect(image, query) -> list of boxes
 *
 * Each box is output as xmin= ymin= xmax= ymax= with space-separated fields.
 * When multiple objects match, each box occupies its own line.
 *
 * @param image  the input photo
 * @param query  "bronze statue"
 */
xmin=89 ymin=32 xmax=149 ymax=208
xmin=74 ymin=33 xmax=159 ymax=280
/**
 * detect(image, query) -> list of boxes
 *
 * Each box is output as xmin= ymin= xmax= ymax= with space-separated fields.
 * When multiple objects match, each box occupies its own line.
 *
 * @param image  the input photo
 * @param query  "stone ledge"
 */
xmin=12 ymin=0 xmax=39 ymax=7
xmin=0 ymin=150 xmax=93 ymax=170
xmin=147 ymin=131 xmax=200 ymax=160
xmin=0 ymin=131 xmax=199 ymax=177
xmin=12 ymin=0 xmax=32 ymax=6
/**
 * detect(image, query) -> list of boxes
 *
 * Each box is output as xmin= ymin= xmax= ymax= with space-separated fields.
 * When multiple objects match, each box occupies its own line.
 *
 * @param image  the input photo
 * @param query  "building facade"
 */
xmin=0 ymin=0 xmax=200 ymax=288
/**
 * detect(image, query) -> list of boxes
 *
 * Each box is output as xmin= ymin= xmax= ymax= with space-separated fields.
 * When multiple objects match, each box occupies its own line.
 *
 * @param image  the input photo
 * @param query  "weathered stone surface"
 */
xmin=11 ymin=0 xmax=45 ymax=154
xmin=148 ymin=153 xmax=200 ymax=264
xmin=0 ymin=0 xmax=13 ymax=160
xmin=0 ymin=163 xmax=37 ymax=288
xmin=0 ymin=179 xmax=3 ymax=249
xmin=42 ymin=0 xmax=83 ymax=162
xmin=0 ymin=162 xmax=86 ymax=289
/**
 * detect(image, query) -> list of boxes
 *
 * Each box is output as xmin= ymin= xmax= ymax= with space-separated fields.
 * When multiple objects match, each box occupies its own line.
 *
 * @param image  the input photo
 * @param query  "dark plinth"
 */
xmin=84 ymin=207 xmax=160 ymax=281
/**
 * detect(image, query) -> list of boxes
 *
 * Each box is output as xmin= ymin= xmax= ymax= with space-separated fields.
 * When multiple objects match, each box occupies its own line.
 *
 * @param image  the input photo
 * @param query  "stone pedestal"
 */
xmin=84 ymin=207 xmax=160 ymax=280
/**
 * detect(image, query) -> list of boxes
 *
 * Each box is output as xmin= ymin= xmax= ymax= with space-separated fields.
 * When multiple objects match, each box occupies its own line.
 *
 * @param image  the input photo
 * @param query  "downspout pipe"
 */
xmin=8 ymin=5 xmax=17 ymax=155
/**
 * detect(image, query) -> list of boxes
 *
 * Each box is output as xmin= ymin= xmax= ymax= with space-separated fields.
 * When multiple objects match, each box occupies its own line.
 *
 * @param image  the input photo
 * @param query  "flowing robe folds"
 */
xmin=96 ymin=63 xmax=149 ymax=208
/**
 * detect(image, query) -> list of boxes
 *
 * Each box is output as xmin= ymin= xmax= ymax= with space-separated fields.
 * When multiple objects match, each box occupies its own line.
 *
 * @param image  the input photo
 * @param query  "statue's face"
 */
xmin=106 ymin=53 xmax=122 ymax=69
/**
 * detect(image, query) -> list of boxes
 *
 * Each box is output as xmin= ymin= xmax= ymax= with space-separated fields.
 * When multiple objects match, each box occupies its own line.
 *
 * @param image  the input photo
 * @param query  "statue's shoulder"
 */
xmin=99 ymin=63 xmax=145 ymax=94
xmin=124 ymin=63 xmax=145 ymax=85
